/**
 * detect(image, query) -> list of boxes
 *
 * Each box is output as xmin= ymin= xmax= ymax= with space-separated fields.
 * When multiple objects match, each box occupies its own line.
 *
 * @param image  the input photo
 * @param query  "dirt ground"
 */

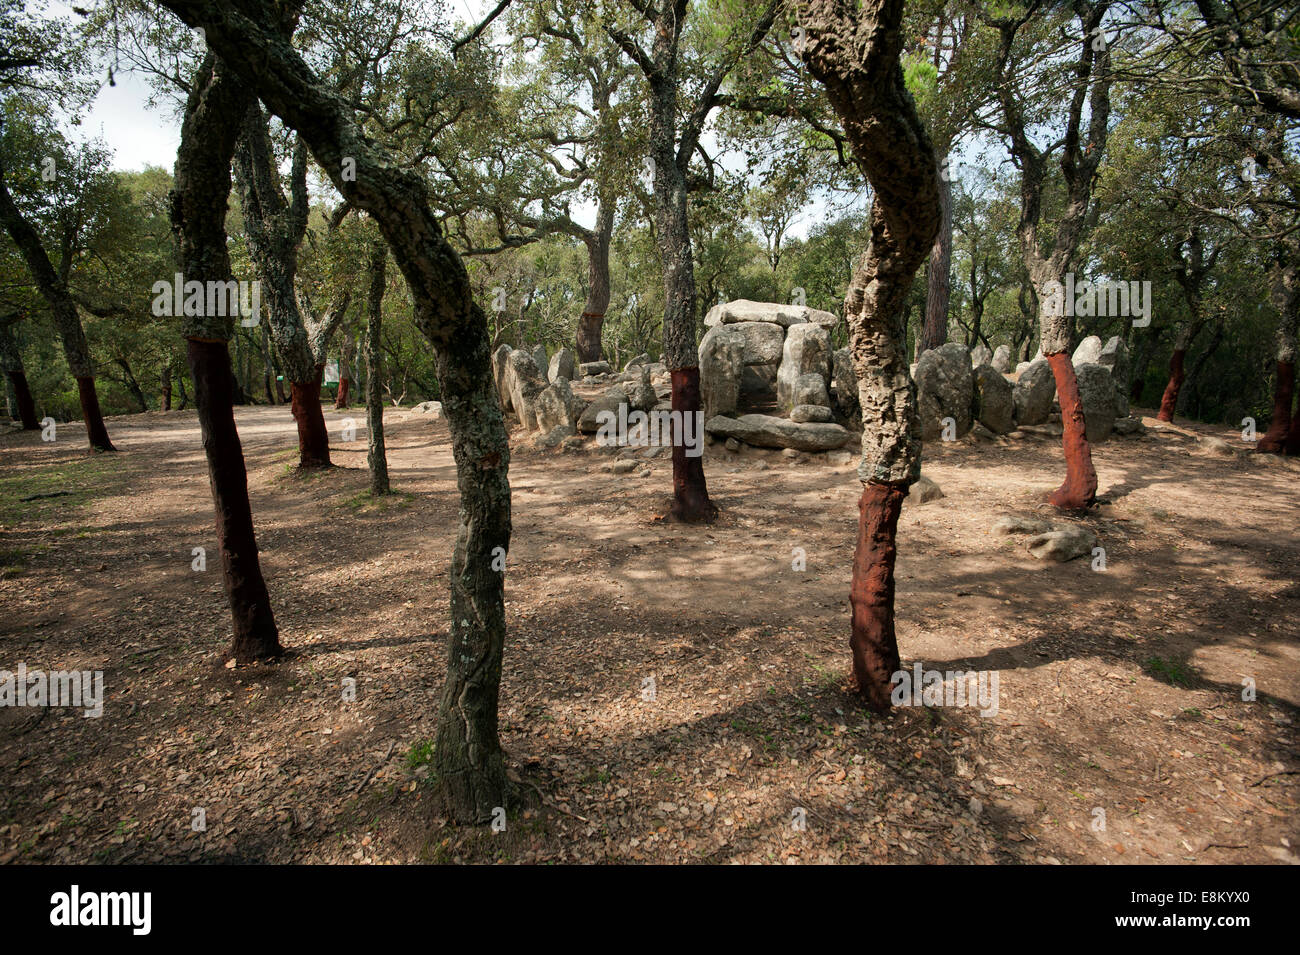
xmin=1 ymin=398 xmax=1296 ymax=865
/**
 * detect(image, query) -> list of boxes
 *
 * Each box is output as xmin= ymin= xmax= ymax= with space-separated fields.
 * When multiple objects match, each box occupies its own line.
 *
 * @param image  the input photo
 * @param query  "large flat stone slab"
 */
xmin=705 ymin=414 xmax=854 ymax=451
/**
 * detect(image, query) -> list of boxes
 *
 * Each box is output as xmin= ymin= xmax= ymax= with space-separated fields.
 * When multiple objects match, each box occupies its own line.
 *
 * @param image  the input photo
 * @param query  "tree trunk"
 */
xmin=1258 ymin=262 xmax=1298 ymax=453
xmin=0 ymin=179 xmax=114 ymax=451
xmin=652 ymin=114 xmax=714 ymax=522
xmin=188 ymin=339 xmax=282 ymax=661
xmin=1046 ymin=352 xmax=1098 ymax=509
xmin=1257 ymin=360 xmax=1295 ymax=453
xmin=290 ymin=367 xmax=331 ymax=468
xmin=75 ymin=377 xmax=114 ymax=450
xmin=169 ymin=51 xmax=282 ymax=664
xmin=161 ymin=0 xmax=513 ymax=822
xmin=1157 ymin=348 xmax=1186 ymax=422
xmin=850 ymin=483 xmax=906 ymax=712
xmin=7 ymin=371 xmax=38 ymax=429
xmin=801 ymin=0 xmax=942 ymax=710
xmin=576 ymin=200 xmax=614 ymax=363
xmin=234 ymin=103 xmax=348 ymax=463
xmin=669 ymin=368 xmax=714 ymax=521
xmin=1287 ymin=393 xmax=1300 ymax=455
xmin=0 ymin=322 xmax=38 ymax=429
xmin=920 ymin=173 xmax=952 ymax=354
xmin=365 ymin=239 xmax=390 ymax=494
xmin=161 ymin=363 xmax=173 ymax=411
xmin=1128 ymin=334 xmax=1151 ymax=403
xmin=335 ymin=330 xmax=352 ymax=408
xmin=117 ymin=358 xmax=149 ymax=412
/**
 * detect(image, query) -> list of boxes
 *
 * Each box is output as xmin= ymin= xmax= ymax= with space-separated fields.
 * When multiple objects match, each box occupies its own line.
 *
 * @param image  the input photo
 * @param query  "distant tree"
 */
xmin=606 ymin=0 xmax=779 ymax=522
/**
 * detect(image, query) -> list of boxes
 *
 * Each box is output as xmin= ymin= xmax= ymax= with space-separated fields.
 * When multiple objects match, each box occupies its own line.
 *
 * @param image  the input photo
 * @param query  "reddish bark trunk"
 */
xmin=1045 ymin=352 xmax=1097 ymax=510
xmin=75 ymin=376 xmax=115 ymax=452
xmin=1256 ymin=359 xmax=1294 ymax=454
xmin=1157 ymin=348 xmax=1186 ymax=423
xmin=668 ymin=367 xmax=716 ymax=523
xmin=289 ymin=367 xmax=330 ymax=468
xmin=334 ymin=376 xmax=350 ymax=408
xmin=849 ymin=482 xmax=906 ymax=713
xmin=8 ymin=370 xmax=38 ymax=429
xmin=187 ymin=338 xmax=281 ymax=663
xmin=576 ymin=312 xmax=605 ymax=364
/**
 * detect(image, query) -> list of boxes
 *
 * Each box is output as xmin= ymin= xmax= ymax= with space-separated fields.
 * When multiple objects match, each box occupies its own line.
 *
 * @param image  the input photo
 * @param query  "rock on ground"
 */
xmin=705 ymin=414 xmax=854 ymax=451
xmin=912 ymin=475 xmax=944 ymax=503
xmin=832 ymin=348 xmax=860 ymax=426
xmin=1013 ymin=360 xmax=1055 ymax=426
xmin=1098 ymin=336 xmax=1130 ymax=417
xmin=1026 ymin=525 xmax=1098 ymax=562
xmin=505 ymin=349 xmax=547 ymax=429
xmin=992 ymin=515 xmax=1053 ymax=535
xmin=791 ymin=404 xmax=833 ymax=423
xmin=548 ymin=347 xmax=577 ymax=383
xmin=1075 ymin=362 xmax=1117 ymax=443
xmin=974 ymin=363 xmax=1015 ymax=434
xmin=992 ymin=345 xmax=1014 ymax=373
xmin=915 ymin=342 xmax=974 ymax=439
xmin=1072 ymin=336 xmax=1103 ymax=366
xmin=704 ymin=299 xmax=838 ymax=330
xmin=577 ymin=386 xmax=628 ymax=434
xmin=777 ymin=324 xmax=833 ymax=411
xmin=534 ymin=377 xmax=587 ymax=433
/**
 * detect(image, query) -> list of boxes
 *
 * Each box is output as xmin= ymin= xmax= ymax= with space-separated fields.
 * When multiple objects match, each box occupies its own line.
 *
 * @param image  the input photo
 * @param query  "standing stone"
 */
xmin=777 ymin=323 xmax=833 ymax=410
xmin=534 ymin=377 xmax=586 ymax=433
xmin=1072 ymin=335 xmax=1103 ymax=367
xmin=992 ymin=344 xmax=1013 ymax=374
xmin=1075 ymin=362 xmax=1117 ymax=443
xmin=971 ymin=342 xmax=993 ymax=368
xmin=832 ymin=347 xmax=860 ymax=426
xmin=792 ymin=372 xmax=831 ymax=408
xmin=698 ymin=324 xmax=746 ymax=420
xmin=1097 ymin=336 xmax=1130 ymax=417
xmin=914 ymin=342 xmax=974 ymax=439
xmin=1013 ymin=359 xmax=1055 ymax=426
xmin=548 ymin=346 xmax=577 ymax=383
xmin=974 ymin=363 xmax=1015 ymax=434
xmin=626 ymin=365 xmax=657 ymax=412
xmin=531 ymin=344 xmax=549 ymax=382
xmin=492 ymin=344 xmax=514 ymax=412
xmin=624 ymin=352 xmax=651 ymax=371
xmin=505 ymin=349 xmax=547 ymax=430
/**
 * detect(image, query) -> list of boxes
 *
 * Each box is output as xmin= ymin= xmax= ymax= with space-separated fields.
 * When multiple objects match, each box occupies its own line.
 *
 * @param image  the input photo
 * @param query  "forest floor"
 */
xmin=1 ymin=399 xmax=1297 ymax=865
